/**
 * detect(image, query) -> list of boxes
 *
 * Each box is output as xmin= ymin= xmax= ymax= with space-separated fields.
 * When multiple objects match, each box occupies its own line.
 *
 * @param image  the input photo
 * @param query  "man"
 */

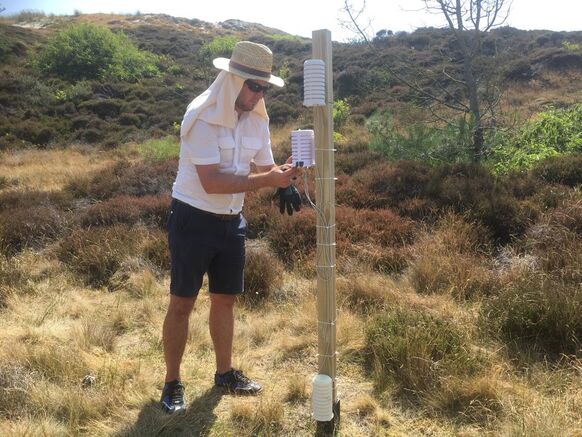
xmin=160 ymin=41 xmax=302 ymax=414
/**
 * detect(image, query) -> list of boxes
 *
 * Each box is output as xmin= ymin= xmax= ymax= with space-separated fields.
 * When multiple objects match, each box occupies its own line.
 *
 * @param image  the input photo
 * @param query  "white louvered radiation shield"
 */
xmin=291 ymin=129 xmax=315 ymax=168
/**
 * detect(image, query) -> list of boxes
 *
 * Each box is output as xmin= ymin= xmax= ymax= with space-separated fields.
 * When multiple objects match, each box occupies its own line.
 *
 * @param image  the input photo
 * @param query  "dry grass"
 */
xmin=0 ymin=147 xmax=119 ymax=192
xmin=1 ymin=148 xmax=582 ymax=436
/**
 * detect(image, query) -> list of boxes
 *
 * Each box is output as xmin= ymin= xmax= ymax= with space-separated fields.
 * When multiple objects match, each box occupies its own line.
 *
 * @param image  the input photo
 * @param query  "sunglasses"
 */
xmin=245 ymin=80 xmax=269 ymax=94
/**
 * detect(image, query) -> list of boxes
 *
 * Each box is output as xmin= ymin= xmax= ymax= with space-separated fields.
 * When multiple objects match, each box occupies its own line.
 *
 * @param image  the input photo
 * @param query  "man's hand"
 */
xmin=274 ymin=185 xmax=301 ymax=215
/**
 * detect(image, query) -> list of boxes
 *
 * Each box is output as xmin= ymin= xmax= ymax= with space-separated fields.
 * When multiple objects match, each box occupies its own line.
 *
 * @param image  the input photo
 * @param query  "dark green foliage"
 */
xmin=33 ymin=23 xmax=160 ymax=81
xmin=367 ymin=111 xmax=474 ymax=164
xmin=78 ymin=99 xmax=123 ymax=118
xmin=267 ymin=98 xmax=300 ymax=125
xmin=11 ymin=120 xmax=56 ymax=146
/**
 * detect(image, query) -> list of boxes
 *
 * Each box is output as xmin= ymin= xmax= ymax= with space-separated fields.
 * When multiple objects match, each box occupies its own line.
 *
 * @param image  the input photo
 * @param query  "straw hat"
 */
xmin=213 ymin=41 xmax=284 ymax=87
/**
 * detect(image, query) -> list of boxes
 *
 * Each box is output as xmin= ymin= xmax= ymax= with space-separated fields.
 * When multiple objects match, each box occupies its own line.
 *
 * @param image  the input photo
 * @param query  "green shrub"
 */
xmin=490 ymin=104 xmax=582 ymax=174
xmin=366 ymin=307 xmax=480 ymax=397
xmin=78 ymin=99 xmax=123 ymax=118
xmin=367 ymin=111 xmax=474 ymax=164
xmin=33 ymin=23 xmax=160 ymax=81
xmin=137 ymin=136 xmax=179 ymax=163
xmin=333 ymin=99 xmax=351 ymax=130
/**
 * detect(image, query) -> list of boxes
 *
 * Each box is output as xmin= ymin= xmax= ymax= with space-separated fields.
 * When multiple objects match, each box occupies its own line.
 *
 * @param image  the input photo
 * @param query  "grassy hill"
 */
xmin=0 ymin=11 xmax=581 ymax=437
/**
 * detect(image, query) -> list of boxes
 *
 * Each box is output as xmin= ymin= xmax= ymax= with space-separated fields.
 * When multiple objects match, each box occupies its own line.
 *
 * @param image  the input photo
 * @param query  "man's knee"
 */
xmin=209 ymin=293 xmax=237 ymax=308
xmin=167 ymin=295 xmax=196 ymax=318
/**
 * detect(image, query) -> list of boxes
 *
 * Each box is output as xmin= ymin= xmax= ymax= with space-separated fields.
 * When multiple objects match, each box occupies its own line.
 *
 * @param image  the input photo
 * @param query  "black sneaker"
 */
xmin=214 ymin=369 xmax=262 ymax=395
xmin=160 ymin=380 xmax=186 ymax=413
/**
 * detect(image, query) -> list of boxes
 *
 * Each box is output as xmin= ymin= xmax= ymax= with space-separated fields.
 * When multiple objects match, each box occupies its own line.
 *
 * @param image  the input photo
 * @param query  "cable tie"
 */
xmin=317 ymin=320 xmax=337 ymax=325
xmin=316 ymin=352 xmax=338 ymax=358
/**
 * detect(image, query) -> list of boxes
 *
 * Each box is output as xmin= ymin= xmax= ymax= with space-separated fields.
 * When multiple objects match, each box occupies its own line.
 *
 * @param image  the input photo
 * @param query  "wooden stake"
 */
xmin=312 ymin=29 xmax=336 ymax=404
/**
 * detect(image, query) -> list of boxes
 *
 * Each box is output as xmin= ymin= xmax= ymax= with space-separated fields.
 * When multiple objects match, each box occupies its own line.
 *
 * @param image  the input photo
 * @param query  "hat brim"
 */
xmin=213 ymin=58 xmax=285 ymax=87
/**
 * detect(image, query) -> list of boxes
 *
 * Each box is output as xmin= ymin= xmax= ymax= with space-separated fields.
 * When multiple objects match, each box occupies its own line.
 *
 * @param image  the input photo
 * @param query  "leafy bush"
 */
xmin=33 ymin=23 xmax=160 ymax=81
xmin=333 ymin=99 xmax=351 ymax=130
xmin=490 ymin=104 xmax=582 ymax=174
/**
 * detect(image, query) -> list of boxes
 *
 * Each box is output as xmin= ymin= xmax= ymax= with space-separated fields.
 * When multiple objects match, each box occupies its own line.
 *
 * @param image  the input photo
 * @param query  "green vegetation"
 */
xmin=33 ymin=23 xmax=160 ymax=81
xmin=367 ymin=111 xmax=473 ymax=164
xmin=137 ymin=136 xmax=180 ymax=163
xmin=198 ymin=35 xmax=239 ymax=82
xmin=333 ymin=98 xmax=351 ymax=129
xmin=489 ymin=104 xmax=582 ymax=174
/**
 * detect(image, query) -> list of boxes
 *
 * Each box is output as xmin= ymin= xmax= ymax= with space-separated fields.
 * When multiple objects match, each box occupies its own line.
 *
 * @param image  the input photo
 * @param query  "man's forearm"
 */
xmin=201 ymin=170 xmax=275 ymax=194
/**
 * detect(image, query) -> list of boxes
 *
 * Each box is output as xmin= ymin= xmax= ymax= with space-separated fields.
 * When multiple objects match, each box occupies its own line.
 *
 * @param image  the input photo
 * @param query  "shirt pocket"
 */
xmin=239 ymin=136 xmax=263 ymax=167
xmin=218 ymin=136 xmax=235 ymax=170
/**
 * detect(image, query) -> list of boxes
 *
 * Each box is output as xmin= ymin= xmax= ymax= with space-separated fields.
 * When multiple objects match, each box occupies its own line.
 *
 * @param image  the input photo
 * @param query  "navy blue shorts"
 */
xmin=167 ymin=199 xmax=246 ymax=297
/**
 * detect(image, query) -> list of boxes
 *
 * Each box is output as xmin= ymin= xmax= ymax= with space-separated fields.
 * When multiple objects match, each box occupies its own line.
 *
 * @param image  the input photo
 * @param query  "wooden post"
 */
xmin=312 ymin=29 xmax=338 ymax=430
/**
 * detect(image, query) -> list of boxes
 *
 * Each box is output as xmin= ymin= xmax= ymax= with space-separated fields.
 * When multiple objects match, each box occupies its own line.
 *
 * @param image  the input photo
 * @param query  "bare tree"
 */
xmin=342 ymin=0 xmax=512 ymax=161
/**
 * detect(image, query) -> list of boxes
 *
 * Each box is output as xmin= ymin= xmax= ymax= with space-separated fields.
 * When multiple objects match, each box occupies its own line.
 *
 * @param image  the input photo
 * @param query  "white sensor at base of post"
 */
xmin=312 ymin=374 xmax=334 ymax=421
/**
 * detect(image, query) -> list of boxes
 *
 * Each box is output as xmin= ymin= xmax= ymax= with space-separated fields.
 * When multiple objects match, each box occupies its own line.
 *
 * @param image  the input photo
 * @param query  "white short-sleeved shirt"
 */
xmin=172 ymin=110 xmax=275 ymax=214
